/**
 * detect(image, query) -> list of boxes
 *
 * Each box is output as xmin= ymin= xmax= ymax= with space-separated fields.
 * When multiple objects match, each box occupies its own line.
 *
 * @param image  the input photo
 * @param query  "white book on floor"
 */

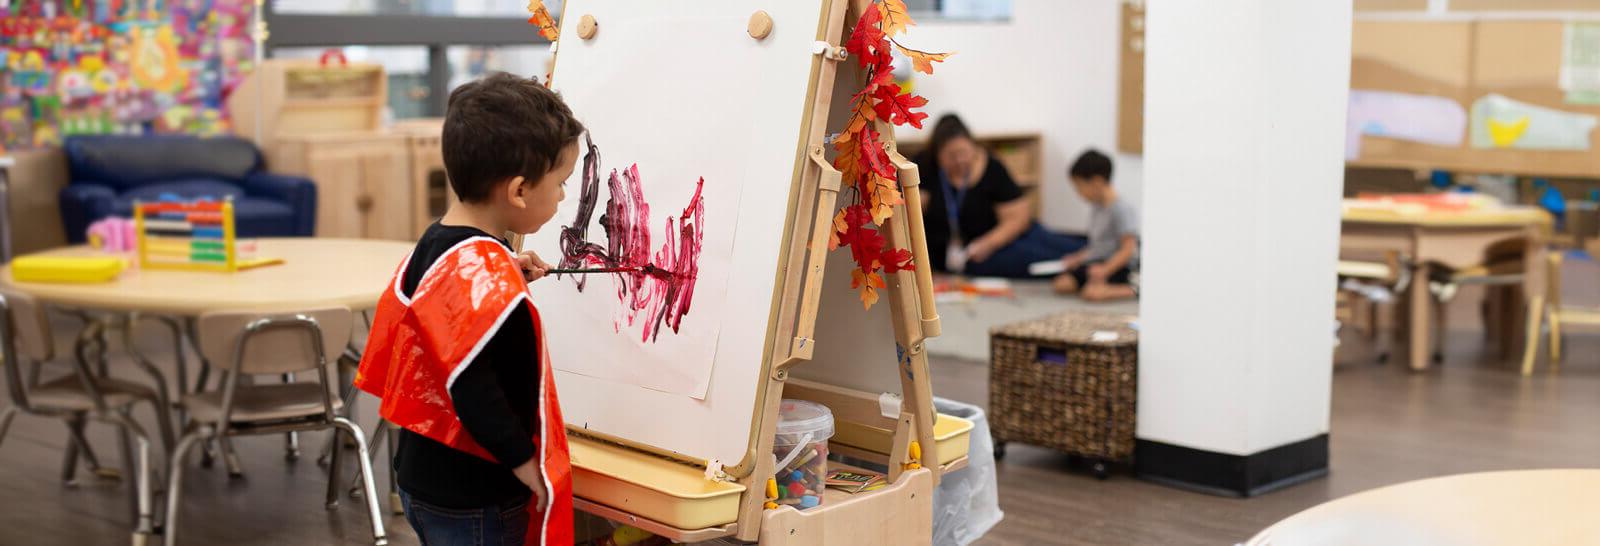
xmin=1028 ymin=259 xmax=1068 ymax=276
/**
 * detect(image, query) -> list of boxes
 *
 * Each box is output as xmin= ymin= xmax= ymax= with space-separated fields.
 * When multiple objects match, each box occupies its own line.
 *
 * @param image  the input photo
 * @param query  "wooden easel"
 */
xmin=522 ymin=1 xmax=969 ymax=544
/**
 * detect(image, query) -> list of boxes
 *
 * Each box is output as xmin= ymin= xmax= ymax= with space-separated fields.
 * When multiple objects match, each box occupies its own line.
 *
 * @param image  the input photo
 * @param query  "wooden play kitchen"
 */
xmin=227 ymin=55 xmax=430 ymax=241
xmin=515 ymin=2 xmax=971 ymax=545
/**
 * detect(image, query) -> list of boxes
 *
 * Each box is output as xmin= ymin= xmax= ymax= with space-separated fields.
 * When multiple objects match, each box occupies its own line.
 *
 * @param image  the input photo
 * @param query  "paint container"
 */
xmin=773 ymin=399 xmax=833 ymax=510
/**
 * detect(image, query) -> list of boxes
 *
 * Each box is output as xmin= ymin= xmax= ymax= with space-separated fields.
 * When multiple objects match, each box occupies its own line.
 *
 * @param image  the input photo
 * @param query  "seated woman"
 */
xmin=915 ymin=114 xmax=1084 ymax=277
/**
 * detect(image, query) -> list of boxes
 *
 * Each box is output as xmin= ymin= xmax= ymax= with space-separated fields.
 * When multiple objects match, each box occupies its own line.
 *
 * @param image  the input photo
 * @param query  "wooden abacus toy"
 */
xmin=134 ymin=199 xmax=283 ymax=272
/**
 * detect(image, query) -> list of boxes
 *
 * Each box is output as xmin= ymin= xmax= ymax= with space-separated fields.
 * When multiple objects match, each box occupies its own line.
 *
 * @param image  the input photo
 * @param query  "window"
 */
xmin=447 ymin=45 xmax=552 ymax=90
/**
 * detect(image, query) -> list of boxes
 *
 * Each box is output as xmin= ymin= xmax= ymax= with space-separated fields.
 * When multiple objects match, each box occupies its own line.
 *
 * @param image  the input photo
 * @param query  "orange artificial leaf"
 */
xmin=829 ymin=209 xmax=848 ymax=250
xmin=894 ymin=43 xmax=952 ymax=75
xmin=834 ymin=133 xmax=864 ymax=185
xmin=879 ymin=0 xmax=915 ymax=38
xmin=869 ymin=173 xmax=902 ymax=225
xmin=527 ymin=0 xmax=559 ymax=40
xmin=851 ymin=268 xmax=886 ymax=309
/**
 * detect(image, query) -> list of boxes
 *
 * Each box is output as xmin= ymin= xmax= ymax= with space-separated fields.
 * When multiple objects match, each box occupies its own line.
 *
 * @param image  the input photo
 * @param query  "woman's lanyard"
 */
xmin=940 ymin=170 xmax=968 ymax=235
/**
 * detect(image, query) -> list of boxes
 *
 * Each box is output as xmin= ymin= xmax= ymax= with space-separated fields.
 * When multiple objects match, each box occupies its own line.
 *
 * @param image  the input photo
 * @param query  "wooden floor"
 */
xmin=2 ymin=264 xmax=1598 ymax=545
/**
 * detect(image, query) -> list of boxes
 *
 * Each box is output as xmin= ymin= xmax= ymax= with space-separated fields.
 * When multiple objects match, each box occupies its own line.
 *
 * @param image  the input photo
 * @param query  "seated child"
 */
xmin=354 ymin=72 xmax=584 ymax=545
xmin=1053 ymin=149 xmax=1139 ymax=301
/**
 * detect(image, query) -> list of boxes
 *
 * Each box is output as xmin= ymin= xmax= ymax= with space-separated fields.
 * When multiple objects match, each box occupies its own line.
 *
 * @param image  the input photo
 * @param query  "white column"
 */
xmin=1136 ymin=0 xmax=1351 ymax=495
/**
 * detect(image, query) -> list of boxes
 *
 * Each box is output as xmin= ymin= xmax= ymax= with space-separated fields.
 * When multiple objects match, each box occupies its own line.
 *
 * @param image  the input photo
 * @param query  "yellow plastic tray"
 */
xmin=10 ymin=256 xmax=126 ymax=284
xmin=569 ymin=436 xmax=745 ymax=530
xmin=831 ymin=413 xmax=975 ymax=467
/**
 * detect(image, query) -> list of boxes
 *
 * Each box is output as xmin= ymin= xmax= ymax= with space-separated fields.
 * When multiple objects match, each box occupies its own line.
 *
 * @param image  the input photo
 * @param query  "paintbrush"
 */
xmin=545 ymin=267 xmax=643 ymax=275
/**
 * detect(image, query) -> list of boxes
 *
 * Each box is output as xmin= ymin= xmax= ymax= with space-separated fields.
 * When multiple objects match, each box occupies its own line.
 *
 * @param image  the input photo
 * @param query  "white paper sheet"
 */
xmin=1345 ymin=90 xmax=1467 ymax=160
xmin=1469 ymin=93 xmax=1598 ymax=151
xmin=526 ymin=17 xmax=760 ymax=399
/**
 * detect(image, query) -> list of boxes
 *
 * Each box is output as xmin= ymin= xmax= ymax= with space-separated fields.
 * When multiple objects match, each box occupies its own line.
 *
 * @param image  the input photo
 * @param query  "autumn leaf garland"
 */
xmin=830 ymin=0 xmax=951 ymax=309
xmin=527 ymin=0 xmax=559 ymax=41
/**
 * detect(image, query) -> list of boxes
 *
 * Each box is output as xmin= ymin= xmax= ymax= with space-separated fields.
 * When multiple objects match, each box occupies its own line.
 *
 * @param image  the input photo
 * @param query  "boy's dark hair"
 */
xmin=442 ymin=72 xmax=585 ymax=203
xmin=1069 ymin=149 xmax=1114 ymax=184
xmin=927 ymin=113 xmax=973 ymax=159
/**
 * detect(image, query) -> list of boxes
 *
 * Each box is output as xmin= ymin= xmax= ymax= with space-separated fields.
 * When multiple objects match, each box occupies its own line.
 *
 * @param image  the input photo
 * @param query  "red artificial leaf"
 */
xmin=526 ymin=0 xmax=559 ymax=40
xmin=828 ymin=208 xmax=849 ymax=250
xmin=871 ymin=83 xmax=930 ymax=129
xmin=879 ymin=0 xmax=915 ymax=37
xmin=893 ymin=43 xmax=952 ymax=75
xmin=840 ymin=206 xmax=886 ymax=269
xmin=879 ymin=247 xmax=915 ymax=274
xmin=845 ymin=5 xmax=886 ymax=68
xmin=858 ymin=126 xmax=897 ymax=181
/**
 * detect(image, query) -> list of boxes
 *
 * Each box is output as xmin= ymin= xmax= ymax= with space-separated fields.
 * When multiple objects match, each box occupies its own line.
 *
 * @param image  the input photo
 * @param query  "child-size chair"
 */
xmin=164 ymin=307 xmax=386 ymax=546
xmin=1522 ymin=252 xmax=1600 ymax=374
xmin=0 ymin=289 xmax=164 ymax=544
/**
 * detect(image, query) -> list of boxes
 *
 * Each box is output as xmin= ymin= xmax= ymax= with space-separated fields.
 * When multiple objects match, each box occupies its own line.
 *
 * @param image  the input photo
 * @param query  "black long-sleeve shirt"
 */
xmin=394 ymin=223 xmax=538 ymax=509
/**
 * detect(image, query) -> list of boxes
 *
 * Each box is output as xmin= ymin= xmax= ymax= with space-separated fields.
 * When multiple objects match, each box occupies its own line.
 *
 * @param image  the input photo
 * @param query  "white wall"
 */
xmin=1138 ymin=0 xmax=1349 ymax=455
xmin=897 ymin=0 xmax=1139 ymax=233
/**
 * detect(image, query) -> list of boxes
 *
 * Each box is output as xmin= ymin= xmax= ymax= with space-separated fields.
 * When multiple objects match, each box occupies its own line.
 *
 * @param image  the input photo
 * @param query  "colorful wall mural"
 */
xmin=1 ymin=0 xmax=256 ymax=150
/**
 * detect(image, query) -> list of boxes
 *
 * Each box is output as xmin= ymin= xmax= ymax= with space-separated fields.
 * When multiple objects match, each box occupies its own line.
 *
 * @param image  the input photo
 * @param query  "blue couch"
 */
xmin=59 ymin=135 xmax=316 ymax=244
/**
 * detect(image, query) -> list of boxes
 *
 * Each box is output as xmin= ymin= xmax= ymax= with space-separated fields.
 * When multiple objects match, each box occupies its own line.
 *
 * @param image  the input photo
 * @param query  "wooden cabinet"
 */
xmin=391 ymin=118 xmax=456 ymax=236
xmin=267 ymin=133 xmax=413 ymax=240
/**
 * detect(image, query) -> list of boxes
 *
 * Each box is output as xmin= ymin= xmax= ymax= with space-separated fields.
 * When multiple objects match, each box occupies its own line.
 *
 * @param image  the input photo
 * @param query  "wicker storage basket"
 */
xmin=989 ymin=312 xmax=1138 ymax=477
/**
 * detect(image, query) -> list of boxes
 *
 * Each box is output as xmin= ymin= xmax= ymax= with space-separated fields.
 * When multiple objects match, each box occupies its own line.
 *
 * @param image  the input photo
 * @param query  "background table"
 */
xmin=1248 ymin=470 xmax=1600 ymax=545
xmin=0 ymin=238 xmax=413 ymax=315
xmin=1 ymin=238 xmax=413 ymax=437
xmin=1340 ymin=204 xmax=1551 ymax=370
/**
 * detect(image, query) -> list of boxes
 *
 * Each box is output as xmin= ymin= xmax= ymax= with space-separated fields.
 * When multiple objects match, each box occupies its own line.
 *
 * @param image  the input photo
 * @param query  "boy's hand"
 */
xmin=513 ymin=460 xmax=549 ymax=511
xmin=518 ymin=250 xmax=551 ymax=282
xmin=966 ymin=238 xmax=1001 ymax=264
xmin=1061 ymin=253 xmax=1083 ymax=271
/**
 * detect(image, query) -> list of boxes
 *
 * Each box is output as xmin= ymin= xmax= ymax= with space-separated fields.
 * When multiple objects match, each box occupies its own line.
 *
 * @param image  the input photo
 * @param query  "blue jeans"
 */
xmin=964 ymin=224 xmax=1087 ymax=278
xmin=400 ymin=489 xmax=530 ymax=546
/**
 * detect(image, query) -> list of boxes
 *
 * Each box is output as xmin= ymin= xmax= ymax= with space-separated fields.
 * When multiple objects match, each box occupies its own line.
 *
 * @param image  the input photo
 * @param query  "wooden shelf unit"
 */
xmin=895 ymin=132 xmax=1046 ymax=217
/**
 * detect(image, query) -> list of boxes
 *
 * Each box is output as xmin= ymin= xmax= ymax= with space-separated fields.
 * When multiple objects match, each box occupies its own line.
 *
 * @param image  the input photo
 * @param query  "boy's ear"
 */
xmin=505 ymin=175 xmax=529 ymax=208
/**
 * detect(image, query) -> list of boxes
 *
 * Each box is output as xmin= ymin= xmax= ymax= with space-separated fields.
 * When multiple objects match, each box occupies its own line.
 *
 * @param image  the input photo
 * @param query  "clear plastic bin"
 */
xmin=773 ymin=399 xmax=834 ymax=510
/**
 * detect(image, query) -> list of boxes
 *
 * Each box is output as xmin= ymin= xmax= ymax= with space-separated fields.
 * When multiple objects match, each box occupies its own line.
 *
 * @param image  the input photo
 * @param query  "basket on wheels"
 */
xmin=988 ymin=311 xmax=1138 ymax=479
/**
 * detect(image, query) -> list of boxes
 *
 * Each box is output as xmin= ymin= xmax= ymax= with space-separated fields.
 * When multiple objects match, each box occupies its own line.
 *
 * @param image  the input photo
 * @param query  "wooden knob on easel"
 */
xmin=577 ymin=14 xmax=598 ymax=40
xmin=748 ymin=10 xmax=773 ymax=40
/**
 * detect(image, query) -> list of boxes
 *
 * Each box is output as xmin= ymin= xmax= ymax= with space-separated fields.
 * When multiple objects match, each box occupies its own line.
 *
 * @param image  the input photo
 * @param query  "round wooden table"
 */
xmin=0 ymin=238 xmax=412 ymax=315
xmin=1248 ymin=470 xmax=1600 ymax=546
xmin=0 ymin=238 xmax=413 ymax=452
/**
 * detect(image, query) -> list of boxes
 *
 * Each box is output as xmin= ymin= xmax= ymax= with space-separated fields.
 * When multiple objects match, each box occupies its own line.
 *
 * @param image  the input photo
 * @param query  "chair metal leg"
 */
xmin=327 ymin=426 xmax=343 ymax=509
xmin=0 ymin=406 xmax=15 ymax=450
xmin=346 ymin=421 xmax=403 ymax=514
xmin=121 ymin=316 xmax=176 ymax=454
xmin=164 ymin=427 xmax=211 ymax=546
xmin=219 ymin=436 xmax=242 ymax=478
xmin=66 ymin=415 xmax=119 ymax=480
xmin=61 ymin=423 xmax=81 ymax=487
xmin=107 ymin=411 xmax=156 ymax=541
xmin=348 ymin=422 xmax=386 ymax=497
xmin=332 ymin=417 xmax=388 ymax=546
